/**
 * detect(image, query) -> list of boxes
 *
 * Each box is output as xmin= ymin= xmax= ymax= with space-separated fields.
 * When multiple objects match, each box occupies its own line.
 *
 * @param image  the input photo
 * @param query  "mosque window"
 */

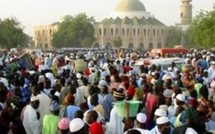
xmin=43 ymin=30 xmax=45 ymax=36
xmin=148 ymin=29 xmax=150 ymax=35
xmin=111 ymin=28 xmax=114 ymax=36
xmin=127 ymin=29 xmax=129 ymax=35
xmin=45 ymin=43 xmax=48 ymax=48
xmin=139 ymin=43 xmax=144 ymax=49
xmin=129 ymin=43 xmax=133 ymax=48
xmin=116 ymin=28 xmax=118 ymax=35
xmin=99 ymin=29 xmax=102 ymax=35
xmin=162 ymin=29 xmax=164 ymax=35
xmin=144 ymin=29 xmax=146 ymax=35
xmin=104 ymin=29 xmax=106 ymax=35
xmin=138 ymin=29 xmax=140 ymax=36
xmin=153 ymin=29 xmax=155 ymax=35
xmin=50 ymin=30 xmax=52 ymax=35
xmin=122 ymin=28 xmax=125 ymax=35
xmin=133 ymin=29 xmax=136 ymax=35
xmin=149 ymin=43 xmax=153 ymax=49
xmin=158 ymin=43 xmax=161 ymax=48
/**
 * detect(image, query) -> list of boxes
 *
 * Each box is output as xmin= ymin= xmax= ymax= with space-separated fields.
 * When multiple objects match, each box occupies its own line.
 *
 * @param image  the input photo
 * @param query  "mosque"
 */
xmin=34 ymin=0 xmax=192 ymax=49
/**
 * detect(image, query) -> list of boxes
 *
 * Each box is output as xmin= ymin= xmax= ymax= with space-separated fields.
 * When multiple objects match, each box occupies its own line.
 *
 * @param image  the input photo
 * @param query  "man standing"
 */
xmin=22 ymin=96 xmax=40 ymax=134
xmin=31 ymin=85 xmax=51 ymax=128
xmin=74 ymin=53 xmax=87 ymax=73
xmin=42 ymin=100 xmax=60 ymax=134
xmin=150 ymin=117 xmax=173 ymax=134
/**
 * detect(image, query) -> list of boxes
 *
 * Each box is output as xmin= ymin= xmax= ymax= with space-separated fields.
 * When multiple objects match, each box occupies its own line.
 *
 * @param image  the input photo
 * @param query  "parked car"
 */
xmin=133 ymin=57 xmax=186 ymax=74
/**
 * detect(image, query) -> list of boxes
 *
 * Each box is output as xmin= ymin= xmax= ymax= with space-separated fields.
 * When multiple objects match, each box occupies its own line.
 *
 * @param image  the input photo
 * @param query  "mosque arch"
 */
xmin=94 ymin=43 xmax=100 ymax=48
xmin=129 ymin=43 xmax=133 ymax=48
xmin=149 ymin=42 xmax=153 ymax=49
xmin=45 ymin=43 xmax=48 ymax=48
xmin=157 ymin=43 xmax=161 ymax=48
xmin=139 ymin=43 xmax=144 ymax=49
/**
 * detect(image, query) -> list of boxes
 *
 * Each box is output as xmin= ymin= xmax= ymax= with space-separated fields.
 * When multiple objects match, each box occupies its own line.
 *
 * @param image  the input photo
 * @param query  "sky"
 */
xmin=0 ymin=0 xmax=214 ymax=36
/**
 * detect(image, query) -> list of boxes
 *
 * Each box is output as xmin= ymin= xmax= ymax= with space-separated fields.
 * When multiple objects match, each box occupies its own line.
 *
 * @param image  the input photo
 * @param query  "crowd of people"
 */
xmin=0 ymin=48 xmax=215 ymax=134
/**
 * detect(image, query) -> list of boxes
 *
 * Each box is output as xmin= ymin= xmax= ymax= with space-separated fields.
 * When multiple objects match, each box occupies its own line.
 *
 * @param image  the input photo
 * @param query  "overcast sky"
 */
xmin=0 ymin=0 xmax=214 ymax=36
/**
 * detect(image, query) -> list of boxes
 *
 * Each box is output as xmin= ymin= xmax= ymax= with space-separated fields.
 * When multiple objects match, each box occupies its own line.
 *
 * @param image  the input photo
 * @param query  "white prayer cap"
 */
xmin=211 ymin=61 xmax=215 ymax=65
xmin=151 ymin=72 xmax=155 ymax=76
xmin=100 ymin=77 xmax=106 ymax=80
xmin=163 ymin=89 xmax=173 ymax=97
xmin=90 ymin=67 xmax=96 ymax=72
xmin=69 ymin=118 xmax=85 ymax=132
xmin=185 ymin=128 xmax=198 ymax=134
xmin=0 ymin=77 xmax=9 ymax=88
xmin=167 ymin=67 xmax=172 ymax=71
xmin=136 ymin=113 xmax=147 ymax=124
xmin=45 ymin=72 xmax=55 ymax=86
xmin=30 ymin=96 xmax=39 ymax=102
xmin=50 ymin=100 xmax=60 ymax=111
xmin=155 ymin=108 xmax=167 ymax=117
xmin=54 ymin=91 xmax=60 ymax=97
xmin=159 ymin=105 xmax=168 ymax=111
xmin=38 ymin=75 xmax=45 ymax=83
xmin=156 ymin=116 xmax=169 ymax=125
xmin=28 ymin=70 xmax=35 ymax=75
xmin=176 ymin=94 xmax=185 ymax=102
xmin=76 ymin=73 xmax=82 ymax=79
xmin=98 ymin=80 xmax=107 ymax=86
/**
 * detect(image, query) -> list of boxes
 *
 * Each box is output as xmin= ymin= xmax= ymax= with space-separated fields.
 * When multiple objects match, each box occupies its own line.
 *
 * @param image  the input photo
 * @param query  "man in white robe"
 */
xmin=22 ymin=96 xmax=40 ymax=134
xmin=32 ymin=85 xmax=51 ymax=129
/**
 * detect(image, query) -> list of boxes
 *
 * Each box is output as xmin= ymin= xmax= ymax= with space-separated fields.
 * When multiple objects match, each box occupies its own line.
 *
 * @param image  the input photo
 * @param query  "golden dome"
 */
xmin=114 ymin=0 xmax=146 ymax=12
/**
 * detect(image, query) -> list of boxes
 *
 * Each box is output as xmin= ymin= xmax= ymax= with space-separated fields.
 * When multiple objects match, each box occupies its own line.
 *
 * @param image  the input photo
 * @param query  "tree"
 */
xmin=166 ymin=26 xmax=182 ymax=47
xmin=52 ymin=13 xmax=95 ymax=48
xmin=0 ymin=18 xmax=29 ymax=48
xmin=188 ymin=10 xmax=215 ymax=48
xmin=112 ymin=37 xmax=122 ymax=48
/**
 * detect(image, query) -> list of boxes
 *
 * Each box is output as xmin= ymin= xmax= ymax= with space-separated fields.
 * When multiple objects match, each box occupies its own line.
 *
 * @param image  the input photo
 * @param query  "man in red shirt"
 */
xmin=86 ymin=110 xmax=104 ymax=134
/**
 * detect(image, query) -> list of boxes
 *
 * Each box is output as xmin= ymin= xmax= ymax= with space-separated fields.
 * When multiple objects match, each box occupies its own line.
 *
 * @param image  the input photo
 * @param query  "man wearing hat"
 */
xmin=76 ymin=78 xmax=89 ymax=106
xmin=173 ymin=109 xmax=210 ymax=134
xmin=74 ymin=53 xmax=87 ymax=73
xmin=69 ymin=118 xmax=86 ymax=134
xmin=126 ymin=113 xmax=150 ymax=134
xmin=149 ymin=108 xmax=167 ymax=130
xmin=42 ymin=100 xmax=60 ymax=134
xmin=58 ymin=117 xmax=70 ymax=134
xmin=106 ymin=88 xmax=125 ymax=134
xmin=150 ymin=116 xmax=173 ymax=134
xmin=86 ymin=110 xmax=104 ymax=134
xmin=208 ymin=61 xmax=215 ymax=80
xmin=22 ymin=96 xmax=40 ymax=134
xmin=175 ymin=94 xmax=188 ymax=110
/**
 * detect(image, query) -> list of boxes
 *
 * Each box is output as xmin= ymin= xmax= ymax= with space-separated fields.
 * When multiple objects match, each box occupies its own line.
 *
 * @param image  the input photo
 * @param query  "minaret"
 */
xmin=180 ymin=0 xmax=192 ymax=26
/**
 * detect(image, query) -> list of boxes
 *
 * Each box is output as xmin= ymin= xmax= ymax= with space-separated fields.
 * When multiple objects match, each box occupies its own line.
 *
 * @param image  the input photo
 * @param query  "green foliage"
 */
xmin=112 ymin=37 xmax=122 ymax=48
xmin=188 ymin=10 xmax=215 ymax=48
xmin=166 ymin=26 xmax=182 ymax=47
xmin=0 ymin=18 xmax=29 ymax=48
xmin=52 ymin=13 xmax=95 ymax=48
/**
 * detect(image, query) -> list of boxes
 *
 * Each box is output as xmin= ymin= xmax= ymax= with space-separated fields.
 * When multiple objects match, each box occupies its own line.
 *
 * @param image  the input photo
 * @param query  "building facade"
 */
xmin=34 ymin=0 xmax=168 ymax=49
xmin=94 ymin=0 xmax=168 ymax=49
xmin=34 ymin=24 xmax=58 ymax=49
